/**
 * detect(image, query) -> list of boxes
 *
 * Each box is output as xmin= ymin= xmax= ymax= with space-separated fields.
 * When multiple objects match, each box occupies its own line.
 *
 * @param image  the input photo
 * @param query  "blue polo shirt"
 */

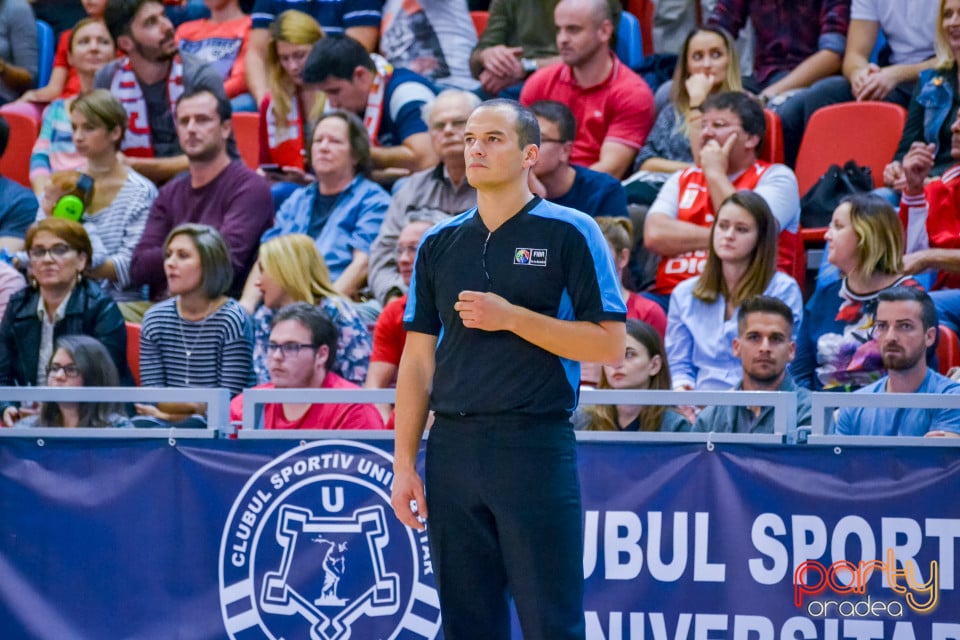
xmin=251 ymin=0 xmax=382 ymax=34
xmin=835 ymin=369 xmax=960 ymax=436
xmin=404 ymin=197 xmax=626 ymax=417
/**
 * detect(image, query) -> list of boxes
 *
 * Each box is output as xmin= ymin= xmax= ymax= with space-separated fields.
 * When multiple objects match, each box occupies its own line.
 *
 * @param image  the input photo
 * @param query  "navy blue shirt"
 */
xmin=404 ymin=197 xmax=626 ymax=417
xmin=251 ymin=0 xmax=382 ymax=34
xmin=552 ymin=165 xmax=629 ymax=219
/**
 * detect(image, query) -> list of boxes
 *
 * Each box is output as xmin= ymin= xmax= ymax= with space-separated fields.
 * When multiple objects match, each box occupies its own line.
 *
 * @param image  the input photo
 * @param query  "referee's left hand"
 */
xmin=455 ymin=290 xmax=514 ymax=332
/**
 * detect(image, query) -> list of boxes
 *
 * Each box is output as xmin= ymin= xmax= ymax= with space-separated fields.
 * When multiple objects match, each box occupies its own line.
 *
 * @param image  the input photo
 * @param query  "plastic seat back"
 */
xmin=232 ymin=112 xmax=260 ymax=170
xmin=0 ymin=111 xmax=40 ymax=187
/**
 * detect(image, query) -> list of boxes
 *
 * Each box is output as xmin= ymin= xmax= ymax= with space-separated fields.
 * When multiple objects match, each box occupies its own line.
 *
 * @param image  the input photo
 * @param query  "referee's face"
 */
xmin=464 ymin=106 xmax=535 ymax=190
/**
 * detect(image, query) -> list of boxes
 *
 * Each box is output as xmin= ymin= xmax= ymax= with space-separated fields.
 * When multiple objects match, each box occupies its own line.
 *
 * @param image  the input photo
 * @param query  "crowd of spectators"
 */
xmin=0 ymin=0 xmax=959 ymax=437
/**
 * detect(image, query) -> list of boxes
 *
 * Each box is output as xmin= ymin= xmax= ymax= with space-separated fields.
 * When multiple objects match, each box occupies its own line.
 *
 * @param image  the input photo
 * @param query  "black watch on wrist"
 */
xmin=521 ymin=58 xmax=537 ymax=75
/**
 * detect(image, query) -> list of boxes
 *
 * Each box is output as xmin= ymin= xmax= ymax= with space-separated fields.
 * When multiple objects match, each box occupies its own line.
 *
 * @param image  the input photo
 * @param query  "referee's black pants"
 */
xmin=425 ymin=414 xmax=586 ymax=640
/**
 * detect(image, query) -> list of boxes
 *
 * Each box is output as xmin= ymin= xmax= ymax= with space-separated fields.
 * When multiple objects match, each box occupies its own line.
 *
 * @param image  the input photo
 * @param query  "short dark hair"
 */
xmin=176 ymin=87 xmax=232 ymax=123
xmin=0 ymin=114 xmax=8 ymax=157
xmin=476 ymin=98 xmax=541 ymax=148
xmin=701 ymin=91 xmax=766 ymax=149
xmin=737 ymin=295 xmax=794 ymax=334
xmin=302 ymin=36 xmax=375 ymax=84
xmin=529 ymin=100 xmax=577 ymax=143
xmin=877 ymin=286 xmax=938 ymax=331
xmin=164 ymin=224 xmax=234 ymax=299
xmin=104 ymin=0 xmax=158 ymax=43
xmin=271 ymin=302 xmax=339 ymax=370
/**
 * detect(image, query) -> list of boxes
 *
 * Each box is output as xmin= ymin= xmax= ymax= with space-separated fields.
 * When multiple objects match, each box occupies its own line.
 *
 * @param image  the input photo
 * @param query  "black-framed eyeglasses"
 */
xmin=48 ymin=363 xmax=81 ymax=378
xmin=29 ymin=244 xmax=75 ymax=261
xmin=266 ymin=342 xmax=318 ymax=357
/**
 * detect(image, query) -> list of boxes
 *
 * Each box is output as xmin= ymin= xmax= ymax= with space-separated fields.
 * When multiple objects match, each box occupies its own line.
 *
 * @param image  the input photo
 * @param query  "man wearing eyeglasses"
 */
xmin=229 ymin=303 xmax=383 ymax=430
xmin=528 ymin=100 xmax=627 ymax=219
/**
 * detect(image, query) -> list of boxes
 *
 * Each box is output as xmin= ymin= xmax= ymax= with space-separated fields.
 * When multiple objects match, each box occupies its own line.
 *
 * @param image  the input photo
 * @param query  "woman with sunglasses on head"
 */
xmin=135 ymin=224 xmax=253 ymax=427
xmin=0 ymin=218 xmax=131 ymax=426
xmin=13 ymin=334 xmax=132 ymax=428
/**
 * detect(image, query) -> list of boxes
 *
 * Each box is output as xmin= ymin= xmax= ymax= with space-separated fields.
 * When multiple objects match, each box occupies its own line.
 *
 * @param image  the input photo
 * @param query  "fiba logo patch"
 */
xmin=514 ymin=247 xmax=547 ymax=266
xmin=219 ymin=440 xmax=440 ymax=640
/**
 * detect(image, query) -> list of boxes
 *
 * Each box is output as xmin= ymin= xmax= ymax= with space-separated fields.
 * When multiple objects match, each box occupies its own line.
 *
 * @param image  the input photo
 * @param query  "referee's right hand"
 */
xmin=391 ymin=467 xmax=428 ymax=531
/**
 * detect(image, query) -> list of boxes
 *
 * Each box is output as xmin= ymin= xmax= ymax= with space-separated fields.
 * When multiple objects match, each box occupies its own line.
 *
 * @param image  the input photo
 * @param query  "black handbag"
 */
xmin=799 ymin=160 xmax=874 ymax=228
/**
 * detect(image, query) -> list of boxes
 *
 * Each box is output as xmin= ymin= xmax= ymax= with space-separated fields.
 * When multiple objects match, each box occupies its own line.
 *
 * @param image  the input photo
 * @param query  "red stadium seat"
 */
xmin=470 ymin=11 xmax=488 ymax=38
xmin=126 ymin=322 xmax=142 ymax=385
xmin=760 ymin=109 xmax=784 ymax=164
xmin=232 ymin=112 xmax=260 ymax=170
xmin=938 ymin=324 xmax=960 ymax=376
xmin=0 ymin=110 xmax=40 ymax=187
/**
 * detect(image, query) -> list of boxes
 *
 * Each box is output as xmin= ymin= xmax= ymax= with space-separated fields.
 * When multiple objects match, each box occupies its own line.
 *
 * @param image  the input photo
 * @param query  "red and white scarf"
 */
xmin=331 ymin=53 xmax=392 ymax=147
xmin=263 ymin=91 xmax=306 ymax=169
xmin=110 ymin=56 xmax=185 ymax=158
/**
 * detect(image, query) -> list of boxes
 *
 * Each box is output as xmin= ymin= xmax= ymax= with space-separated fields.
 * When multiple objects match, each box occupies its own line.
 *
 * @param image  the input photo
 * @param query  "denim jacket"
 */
xmin=916 ymin=66 xmax=957 ymax=155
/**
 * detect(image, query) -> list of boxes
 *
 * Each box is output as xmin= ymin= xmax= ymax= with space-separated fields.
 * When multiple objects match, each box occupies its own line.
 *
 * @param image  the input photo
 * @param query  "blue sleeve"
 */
xmin=250 ymin=0 xmax=277 ymax=29
xmin=384 ymin=73 xmax=436 ymax=143
xmin=349 ymin=186 xmax=390 ymax=254
xmin=834 ymin=407 xmax=854 ymax=435
xmin=342 ymin=0 xmax=382 ymax=28
xmin=403 ymin=232 xmax=442 ymax=335
xmin=665 ymin=288 xmax=696 ymax=389
xmin=790 ymin=284 xmax=838 ymax=390
xmin=0 ymin=184 xmax=38 ymax=238
xmin=562 ymin=213 xmax=628 ymax=322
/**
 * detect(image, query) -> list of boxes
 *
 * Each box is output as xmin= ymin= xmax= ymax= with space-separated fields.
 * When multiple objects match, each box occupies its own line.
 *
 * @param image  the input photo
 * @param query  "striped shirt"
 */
xmin=84 ymin=170 xmax=157 ymax=302
xmin=140 ymin=298 xmax=253 ymax=396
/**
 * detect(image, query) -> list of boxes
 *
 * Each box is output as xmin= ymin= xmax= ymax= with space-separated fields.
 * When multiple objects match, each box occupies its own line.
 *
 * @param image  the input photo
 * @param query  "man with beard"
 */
xmin=129 ymin=89 xmax=273 ymax=302
xmin=97 ymin=0 xmax=229 ymax=185
xmin=694 ymin=295 xmax=811 ymax=434
xmin=836 ymin=287 xmax=960 ymax=437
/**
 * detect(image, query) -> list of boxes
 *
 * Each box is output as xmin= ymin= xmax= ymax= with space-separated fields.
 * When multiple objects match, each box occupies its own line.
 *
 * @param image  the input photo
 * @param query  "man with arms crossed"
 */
xmin=390 ymin=99 xmax=626 ymax=639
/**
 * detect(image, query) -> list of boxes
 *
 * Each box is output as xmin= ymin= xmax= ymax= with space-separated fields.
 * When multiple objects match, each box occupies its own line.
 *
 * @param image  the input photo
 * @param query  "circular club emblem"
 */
xmin=219 ymin=440 xmax=439 ymax=640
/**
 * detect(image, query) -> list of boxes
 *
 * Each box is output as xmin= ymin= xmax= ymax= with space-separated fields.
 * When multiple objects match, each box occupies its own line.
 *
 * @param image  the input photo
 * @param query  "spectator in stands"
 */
xmin=129 ymin=88 xmax=273 ymax=304
xmin=247 ymin=233 xmax=371 ymax=386
xmin=259 ymin=110 xmax=389 ymax=298
xmin=97 ymin=0 xmax=229 ymax=185
xmin=799 ymin=0 xmax=938 ymax=132
xmin=520 ymin=0 xmax=654 ymax=179
xmin=365 ymin=217 xmax=437 ymax=421
xmin=0 ymin=218 xmax=132 ymax=425
xmin=0 ymin=0 xmax=38 ymax=105
xmin=256 ymin=10 xmax=325 ymax=207
xmin=528 ymin=100 xmax=629 ymax=218
xmin=38 ymin=91 xmax=157 ymax=311
xmin=574 ymin=319 xmax=689 ymax=432
xmin=596 ymin=216 xmax=667 ymax=336
xmin=707 ymin=0 xmax=850 ymax=166
xmin=367 ymin=89 xmax=479 ymax=306
xmin=29 ymin=20 xmax=117 ymax=196
xmin=17 ymin=0 xmax=109 ymax=108
xmin=468 ymin=0 xmax=619 ymax=98
xmin=884 ymin=0 xmax=960 ymax=190
xmin=230 ymin=302 xmax=383 ymax=430
xmin=245 ymin=0 xmax=381 ymax=106
xmin=380 ymin=0 xmax=480 ymax=92
xmin=693 ymin=295 xmax=812 ymax=434
xmin=301 ymin=36 xmax=438 ymax=178
xmin=0 ymin=260 xmax=25 ymax=319
xmin=175 ymin=0 xmax=253 ymax=112
xmin=643 ymin=91 xmax=801 ymax=310
xmin=835 ymin=287 xmax=960 ymax=436
xmin=628 ymin=26 xmax=743 ymax=202
xmin=136 ymin=224 xmax=252 ymax=426
xmin=0 ymin=115 xmax=38 ymax=253
xmin=792 ymin=194 xmax=926 ymax=391
xmin=900 ymin=110 xmax=960 ymax=328
xmin=12 ymin=335 xmax=133 ymax=428
xmin=667 ymin=191 xmax=802 ymax=391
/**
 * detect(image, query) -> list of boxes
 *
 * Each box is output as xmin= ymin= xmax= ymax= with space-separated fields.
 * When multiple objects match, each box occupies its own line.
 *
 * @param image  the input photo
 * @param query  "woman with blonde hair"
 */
xmin=626 ymin=26 xmax=741 ymax=202
xmin=258 ymin=9 xmax=325 ymax=196
xmin=574 ymin=319 xmax=688 ymax=432
xmin=792 ymin=193 xmax=928 ymax=391
xmin=28 ymin=17 xmax=117 ymax=196
xmin=251 ymin=233 xmax=371 ymax=385
xmin=667 ymin=190 xmax=802 ymax=391
xmin=37 ymin=90 xmax=156 ymax=309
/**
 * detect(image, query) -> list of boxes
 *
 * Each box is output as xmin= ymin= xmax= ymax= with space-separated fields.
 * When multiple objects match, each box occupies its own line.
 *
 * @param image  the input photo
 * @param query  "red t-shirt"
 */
xmin=626 ymin=292 xmax=667 ymax=337
xmin=370 ymin=294 xmax=408 ymax=366
xmin=53 ymin=30 xmax=81 ymax=98
xmin=520 ymin=54 xmax=655 ymax=167
xmin=230 ymin=374 xmax=384 ymax=430
xmin=900 ymin=165 xmax=960 ymax=290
